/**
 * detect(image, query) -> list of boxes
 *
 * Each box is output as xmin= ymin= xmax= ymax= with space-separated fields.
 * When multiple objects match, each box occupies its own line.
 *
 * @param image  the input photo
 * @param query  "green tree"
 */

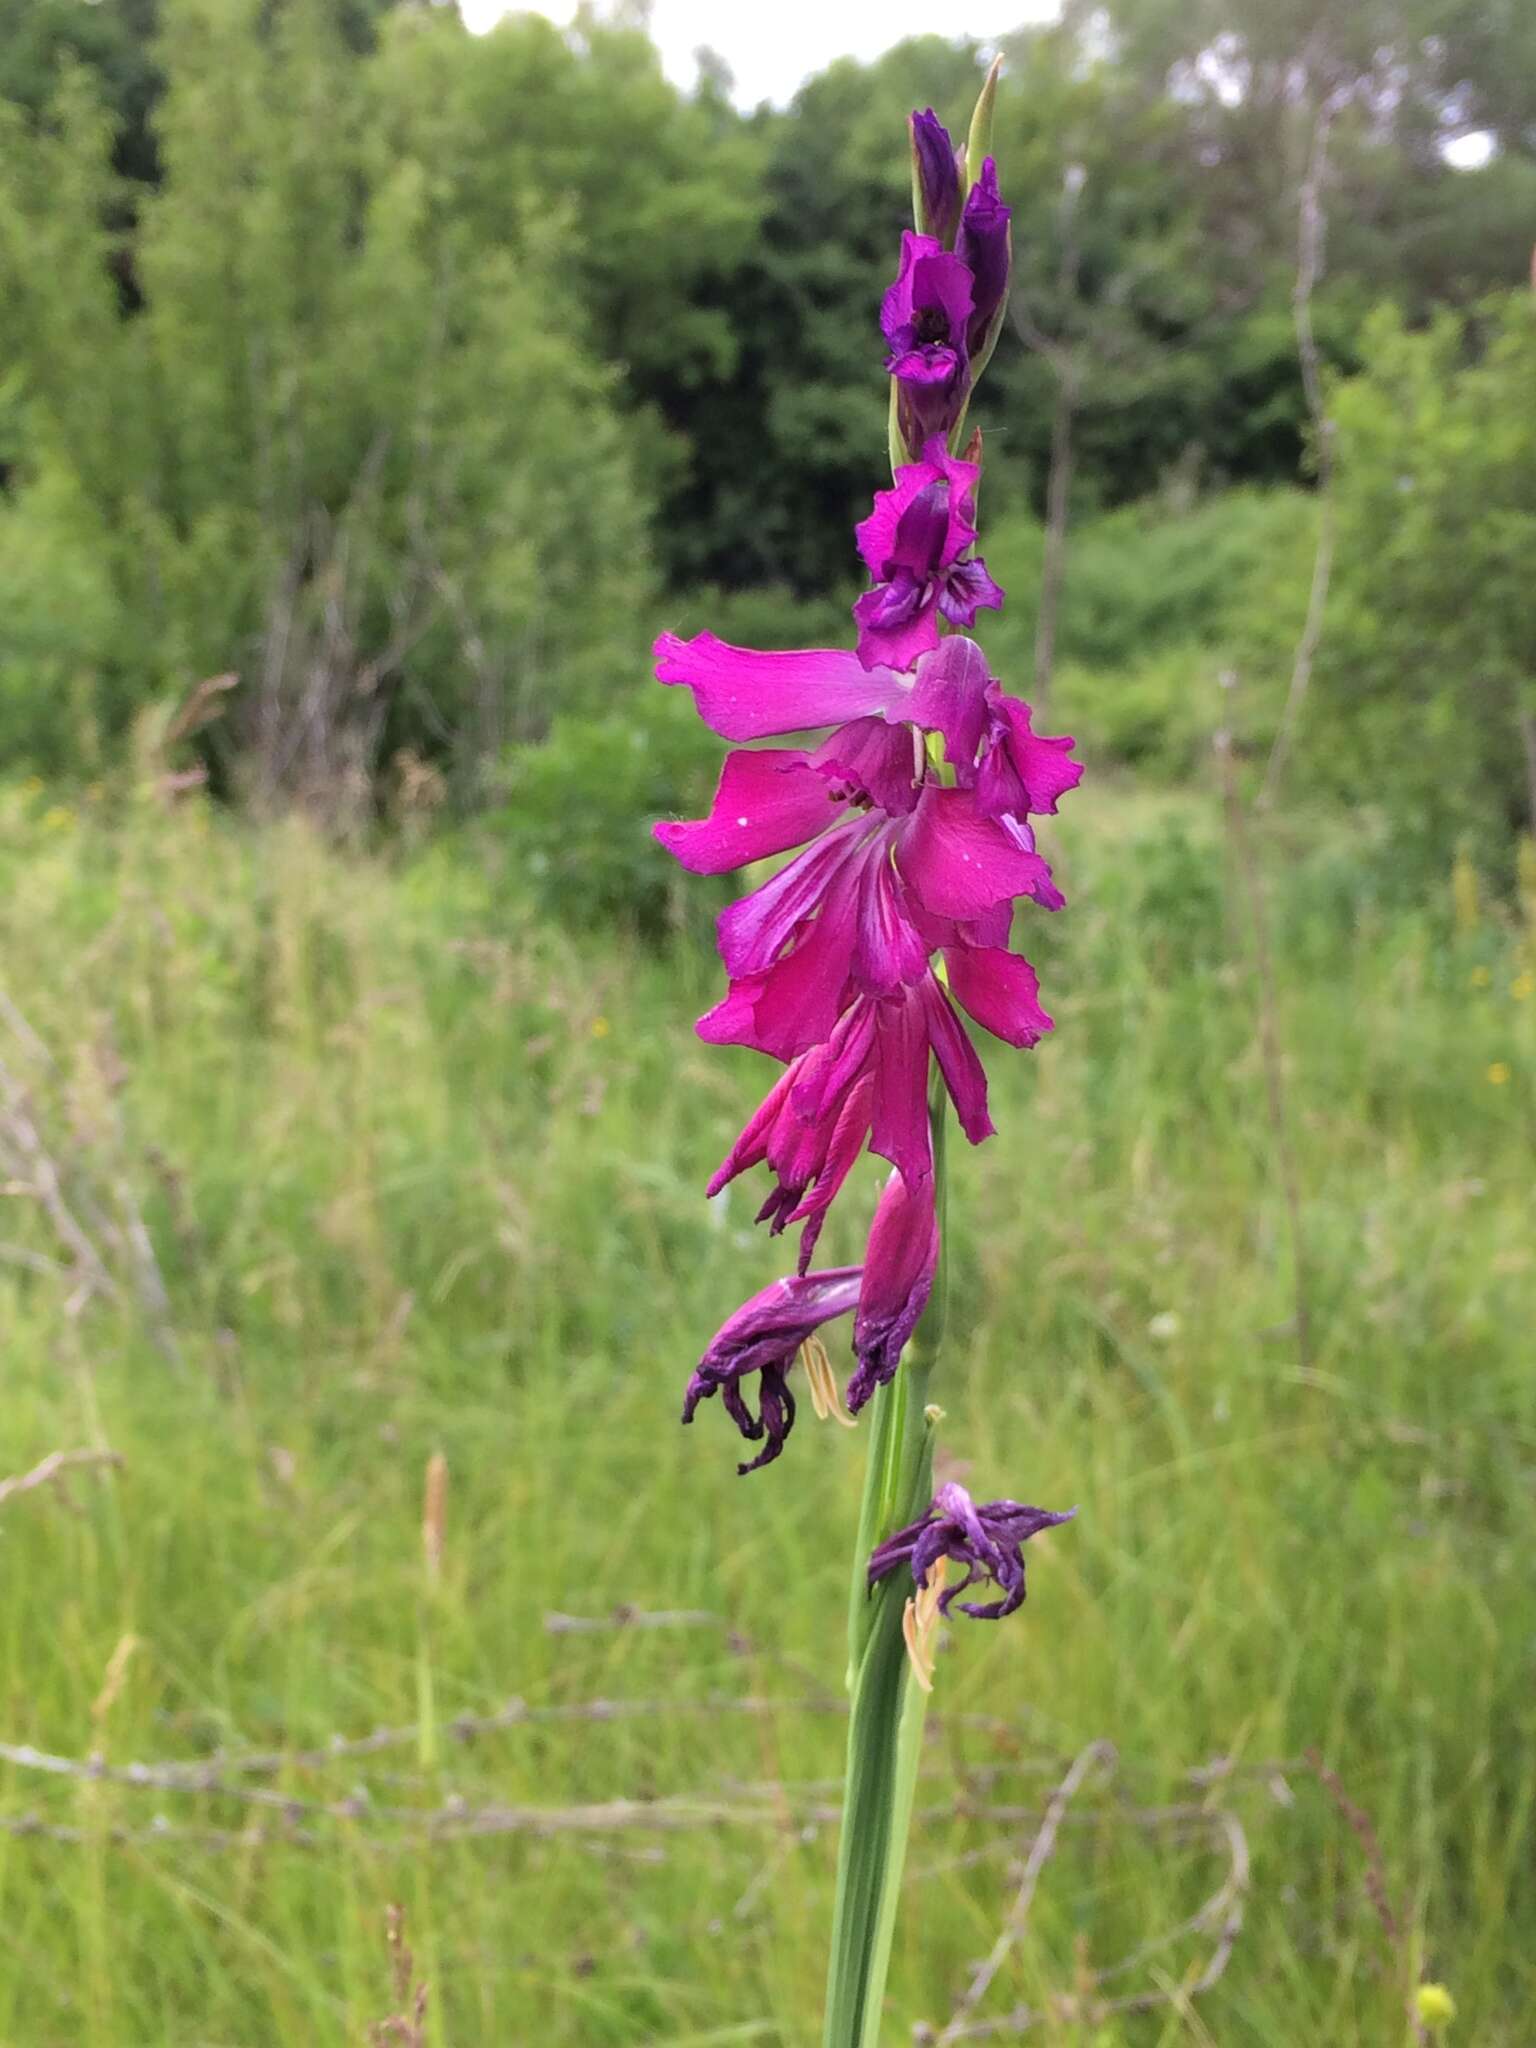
xmin=1319 ymin=293 xmax=1536 ymax=858
xmin=0 ymin=0 xmax=653 ymax=801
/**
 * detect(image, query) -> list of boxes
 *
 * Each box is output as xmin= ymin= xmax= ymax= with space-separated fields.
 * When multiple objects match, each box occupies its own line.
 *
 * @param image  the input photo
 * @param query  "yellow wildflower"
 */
xmin=1414 ymin=1983 xmax=1455 ymax=2030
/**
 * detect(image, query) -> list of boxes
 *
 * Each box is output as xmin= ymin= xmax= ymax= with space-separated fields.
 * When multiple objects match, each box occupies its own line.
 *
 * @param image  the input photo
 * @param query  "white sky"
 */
xmin=460 ymin=2 xmax=1056 ymax=107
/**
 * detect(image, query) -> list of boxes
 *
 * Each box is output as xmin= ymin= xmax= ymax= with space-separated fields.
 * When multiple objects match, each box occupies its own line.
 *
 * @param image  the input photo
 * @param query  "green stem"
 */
xmin=824 ymin=1078 xmax=948 ymax=2048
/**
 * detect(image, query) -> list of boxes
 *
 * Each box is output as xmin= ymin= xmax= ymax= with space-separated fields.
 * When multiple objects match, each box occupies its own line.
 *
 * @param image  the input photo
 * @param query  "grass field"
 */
xmin=0 ymin=774 xmax=1532 ymax=2045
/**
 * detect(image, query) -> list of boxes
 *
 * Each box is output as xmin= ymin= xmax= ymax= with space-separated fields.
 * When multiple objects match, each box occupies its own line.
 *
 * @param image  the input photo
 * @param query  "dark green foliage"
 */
xmin=1318 ymin=292 xmax=1536 ymax=866
xmin=0 ymin=0 xmax=653 ymax=796
xmin=0 ymin=0 xmax=1532 ymax=857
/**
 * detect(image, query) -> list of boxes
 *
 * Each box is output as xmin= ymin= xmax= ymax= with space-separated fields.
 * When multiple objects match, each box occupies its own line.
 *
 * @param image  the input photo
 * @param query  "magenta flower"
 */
xmin=654 ymin=633 xmax=1075 ymax=828
xmin=681 ymin=1268 xmax=862 ymax=1473
xmin=653 ymin=624 xmax=1071 ymax=1263
xmin=868 ymin=1481 xmax=1077 ymax=1619
xmin=655 ymin=115 xmax=1079 ymax=1480
xmin=853 ymin=436 xmax=1004 ymax=673
xmin=910 ymin=109 xmax=963 ymax=245
xmin=706 ymin=953 xmax=1051 ymax=1266
xmin=882 ymin=231 xmax=973 ymax=451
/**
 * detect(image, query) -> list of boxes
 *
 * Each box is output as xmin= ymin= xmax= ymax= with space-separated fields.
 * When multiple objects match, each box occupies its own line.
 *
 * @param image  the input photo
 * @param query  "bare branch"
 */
xmin=544 ymin=1605 xmax=723 ymax=1636
xmin=0 ymin=1449 xmax=122 ymax=1513
xmin=915 ymin=1794 xmax=1250 ymax=2042
xmin=934 ymin=1740 xmax=1115 ymax=2044
xmin=1260 ymin=87 xmax=1351 ymax=806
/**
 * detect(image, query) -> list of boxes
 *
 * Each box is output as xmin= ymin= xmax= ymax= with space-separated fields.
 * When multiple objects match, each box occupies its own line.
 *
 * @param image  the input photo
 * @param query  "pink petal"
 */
xmin=706 ymin=1062 xmax=796 ymax=1197
xmin=852 ymin=852 xmax=931 ymax=996
xmin=904 ymin=637 xmax=993 ymax=767
xmin=655 ymin=631 xmax=904 ymax=740
xmin=897 ymin=786 xmax=1056 ymax=921
xmin=811 ymin=718 xmax=921 ymax=816
xmin=849 ymin=1169 xmax=939 ymax=1406
xmin=785 ymin=1075 xmax=875 ymax=1271
xmin=717 ymin=816 xmax=867 ymax=978
xmin=922 ymin=979 xmax=995 ymax=1144
xmin=868 ymin=990 xmax=936 ymax=1189
xmin=945 ymin=945 xmax=1053 ymax=1048
xmin=653 ymin=749 xmax=846 ymax=875
xmin=702 ymin=896 xmax=859 ymax=1062
xmin=852 ymin=585 xmax=940 ymax=674
xmin=978 ymin=694 xmax=1083 ymax=816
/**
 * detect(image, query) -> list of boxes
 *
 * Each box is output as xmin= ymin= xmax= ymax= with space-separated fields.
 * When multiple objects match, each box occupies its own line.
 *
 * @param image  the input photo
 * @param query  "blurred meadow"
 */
xmin=2 ymin=0 xmax=1535 ymax=2043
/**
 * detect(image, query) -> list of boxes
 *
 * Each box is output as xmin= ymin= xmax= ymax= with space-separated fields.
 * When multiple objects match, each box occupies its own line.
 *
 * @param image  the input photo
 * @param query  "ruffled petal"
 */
xmin=700 ymin=890 xmax=858 ymax=1062
xmin=653 ymin=748 xmax=846 ymax=875
xmin=852 ymin=580 xmax=939 ymax=674
xmin=898 ymin=785 xmax=1055 ymax=921
xmin=944 ymin=944 xmax=1053 ymax=1048
xmin=655 ymin=631 xmax=904 ymax=740
xmin=975 ymin=693 xmax=1083 ymax=820
xmin=938 ymin=554 xmax=1005 ymax=629
xmin=881 ymin=235 xmax=973 ymax=356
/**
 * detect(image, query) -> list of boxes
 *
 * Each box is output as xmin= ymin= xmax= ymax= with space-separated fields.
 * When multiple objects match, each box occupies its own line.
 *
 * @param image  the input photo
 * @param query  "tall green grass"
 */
xmin=0 ymin=776 xmax=1531 ymax=2044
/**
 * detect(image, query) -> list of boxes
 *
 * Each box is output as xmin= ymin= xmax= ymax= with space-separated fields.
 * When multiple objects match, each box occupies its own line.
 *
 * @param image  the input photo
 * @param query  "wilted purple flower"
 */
xmin=954 ymin=156 xmax=1012 ymax=369
xmin=853 ymin=435 xmax=1004 ymax=673
xmin=910 ymin=109 xmax=963 ymax=245
xmin=868 ymin=1481 xmax=1077 ymax=1619
xmin=882 ymin=231 xmax=973 ymax=450
xmin=848 ymin=1169 xmax=938 ymax=1411
xmin=682 ymin=1269 xmax=862 ymax=1473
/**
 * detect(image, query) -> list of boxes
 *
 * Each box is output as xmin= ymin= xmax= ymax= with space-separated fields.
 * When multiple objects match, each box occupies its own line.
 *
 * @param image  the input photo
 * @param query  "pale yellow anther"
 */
xmin=901 ymin=1556 xmax=950 ymax=1692
xmin=801 ymin=1338 xmax=857 ymax=1428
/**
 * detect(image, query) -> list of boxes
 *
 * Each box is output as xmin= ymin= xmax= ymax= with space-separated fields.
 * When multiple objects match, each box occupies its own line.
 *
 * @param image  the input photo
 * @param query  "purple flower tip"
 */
xmin=867 ymin=1481 xmax=1077 ymax=1620
xmin=910 ymin=109 xmax=963 ymax=245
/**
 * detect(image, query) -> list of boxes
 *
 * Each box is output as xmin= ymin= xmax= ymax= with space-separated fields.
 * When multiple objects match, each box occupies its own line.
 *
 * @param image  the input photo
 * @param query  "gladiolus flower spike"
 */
xmin=652 ymin=76 xmax=1082 ymax=2048
xmin=654 ymin=101 xmax=1077 ymax=1453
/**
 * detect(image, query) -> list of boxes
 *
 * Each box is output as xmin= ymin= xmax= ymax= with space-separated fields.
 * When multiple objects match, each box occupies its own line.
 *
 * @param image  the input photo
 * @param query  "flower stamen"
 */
xmin=801 ymin=1337 xmax=857 ymax=1428
xmin=901 ymin=1555 xmax=949 ymax=1692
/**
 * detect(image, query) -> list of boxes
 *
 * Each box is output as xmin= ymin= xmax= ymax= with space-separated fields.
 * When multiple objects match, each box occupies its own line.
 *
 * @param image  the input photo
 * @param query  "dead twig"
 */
xmin=933 ymin=1741 xmax=1115 ymax=2044
xmin=1260 ymin=87 xmax=1350 ymax=806
xmin=544 ymin=1605 xmax=722 ymax=1635
xmin=915 ymin=1788 xmax=1250 ymax=2041
xmin=369 ymin=1903 xmax=429 ymax=2047
xmin=0 ymin=1449 xmax=122 ymax=1513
